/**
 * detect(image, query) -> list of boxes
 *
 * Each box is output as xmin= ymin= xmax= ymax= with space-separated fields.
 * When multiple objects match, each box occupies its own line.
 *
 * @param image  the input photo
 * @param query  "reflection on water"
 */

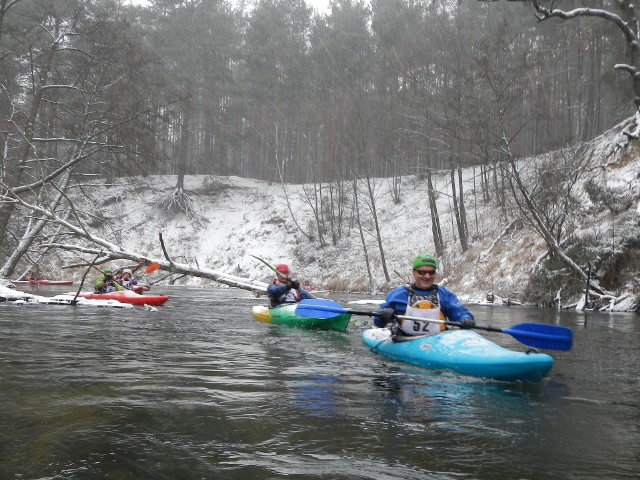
xmin=293 ymin=375 xmax=339 ymax=417
xmin=0 ymin=287 xmax=639 ymax=479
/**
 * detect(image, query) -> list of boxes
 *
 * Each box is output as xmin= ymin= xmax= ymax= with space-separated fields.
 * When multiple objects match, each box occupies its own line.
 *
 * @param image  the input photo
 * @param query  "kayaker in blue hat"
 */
xmin=267 ymin=263 xmax=313 ymax=307
xmin=375 ymin=253 xmax=475 ymax=340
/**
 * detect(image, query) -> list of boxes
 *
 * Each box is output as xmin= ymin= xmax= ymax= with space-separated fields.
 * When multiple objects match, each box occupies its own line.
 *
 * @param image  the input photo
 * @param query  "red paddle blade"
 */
xmin=144 ymin=262 xmax=160 ymax=274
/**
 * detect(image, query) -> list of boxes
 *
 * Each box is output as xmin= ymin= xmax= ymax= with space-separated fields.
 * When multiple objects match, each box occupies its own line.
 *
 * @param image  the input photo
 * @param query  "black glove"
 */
xmin=289 ymin=280 xmax=300 ymax=290
xmin=378 ymin=308 xmax=396 ymax=325
xmin=459 ymin=318 xmax=475 ymax=329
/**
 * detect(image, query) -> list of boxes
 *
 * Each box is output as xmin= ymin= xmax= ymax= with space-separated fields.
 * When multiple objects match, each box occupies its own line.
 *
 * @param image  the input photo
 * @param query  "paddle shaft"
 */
xmin=250 ymin=254 xmax=294 ymax=282
xmin=249 ymin=255 xmax=314 ymax=296
xmin=306 ymin=306 xmax=465 ymax=326
xmin=336 ymin=310 xmax=471 ymax=330
xmin=396 ymin=314 xmax=564 ymax=339
xmin=297 ymin=299 xmax=572 ymax=351
xmin=300 ymin=301 xmax=538 ymax=331
xmin=83 ymin=260 xmax=153 ymax=275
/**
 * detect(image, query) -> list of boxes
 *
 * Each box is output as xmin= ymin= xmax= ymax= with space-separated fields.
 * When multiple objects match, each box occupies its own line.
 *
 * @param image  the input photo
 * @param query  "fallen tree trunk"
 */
xmin=53 ymin=243 xmax=269 ymax=294
xmin=11 ymin=196 xmax=269 ymax=294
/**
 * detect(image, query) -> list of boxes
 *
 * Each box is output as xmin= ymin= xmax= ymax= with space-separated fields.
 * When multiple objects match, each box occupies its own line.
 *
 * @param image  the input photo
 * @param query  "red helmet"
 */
xmin=275 ymin=264 xmax=290 ymax=275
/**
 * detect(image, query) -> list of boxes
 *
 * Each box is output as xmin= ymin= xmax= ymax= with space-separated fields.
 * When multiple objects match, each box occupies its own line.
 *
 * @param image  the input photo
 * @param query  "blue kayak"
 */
xmin=362 ymin=328 xmax=554 ymax=383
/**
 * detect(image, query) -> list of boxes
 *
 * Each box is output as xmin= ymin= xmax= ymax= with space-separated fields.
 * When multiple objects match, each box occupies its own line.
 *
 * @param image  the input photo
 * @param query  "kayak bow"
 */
xmin=73 ymin=290 xmax=169 ymax=306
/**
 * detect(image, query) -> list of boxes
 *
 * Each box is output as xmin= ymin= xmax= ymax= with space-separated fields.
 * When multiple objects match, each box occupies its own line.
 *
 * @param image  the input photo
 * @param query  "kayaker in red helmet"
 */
xmin=267 ymin=263 xmax=314 ymax=307
xmin=375 ymin=253 xmax=475 ymax=340
xmin=276 ymin=264 xmax=289 ymax=276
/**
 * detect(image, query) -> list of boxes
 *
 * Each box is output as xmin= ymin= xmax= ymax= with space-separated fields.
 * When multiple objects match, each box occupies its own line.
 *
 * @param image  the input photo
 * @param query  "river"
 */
xmin=0 ymin=286 xmax=638 ymax=479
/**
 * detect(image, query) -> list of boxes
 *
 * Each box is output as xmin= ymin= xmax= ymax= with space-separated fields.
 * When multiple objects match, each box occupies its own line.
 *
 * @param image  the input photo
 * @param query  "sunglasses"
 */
xmin=414 ymin=269 xmax=436 ymax=276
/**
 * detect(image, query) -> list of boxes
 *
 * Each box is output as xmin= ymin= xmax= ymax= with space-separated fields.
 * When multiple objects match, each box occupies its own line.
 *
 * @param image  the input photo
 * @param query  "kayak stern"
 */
xmin=252 ymin=304 xmax=351 ymax=332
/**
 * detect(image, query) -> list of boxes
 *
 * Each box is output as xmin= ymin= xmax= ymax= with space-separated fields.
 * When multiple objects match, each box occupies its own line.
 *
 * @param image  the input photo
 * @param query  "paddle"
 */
xmin=144 ymin=262 xmax=161 ymax=274
xmin=250 ymin=254 xmax=292 ymax=281
xmin=295 ymin=299 xmax=573 ymax=351
xmin=81 ymin=259 xmax=159 ymax=275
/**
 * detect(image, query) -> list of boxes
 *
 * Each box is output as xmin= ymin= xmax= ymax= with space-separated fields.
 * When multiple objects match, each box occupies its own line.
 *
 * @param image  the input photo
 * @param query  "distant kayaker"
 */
xmin=117 ymin=261 xmax=143 ymax=289
xmin=26 ymin=270 xmax=43 ymax=282
xmin=95 ymin=268 xmax=125 ymax=293
xmin=375 ymin=253 xmax=475 ymax=340
xmin=118 ymin=269 xmax=138 ymax=289
xmin=267 ymin=263 xmax=314 ymax=307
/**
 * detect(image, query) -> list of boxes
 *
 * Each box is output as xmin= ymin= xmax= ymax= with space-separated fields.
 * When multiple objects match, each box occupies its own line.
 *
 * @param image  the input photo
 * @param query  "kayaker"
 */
xmin=375 ymin=253 xmax=475 ymax=339
xmin=26 ymin=270 xmax=43 ymax=282
xmin=266 ymin=263 xmax=314 ymax=307
xmin=95 ymin=268 xmax=125 ymax=293
xmin=117 ymin=261 xmax=143 ymax=289
xmin=118 ymin=269 xmax=138 ymax=289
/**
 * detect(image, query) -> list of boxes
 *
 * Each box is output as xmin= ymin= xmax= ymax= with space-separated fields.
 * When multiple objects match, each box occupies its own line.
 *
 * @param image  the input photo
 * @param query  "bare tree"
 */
xmin=504 ymin=144 xmax=614 ymax=297
xmin=450 ymin=167 xmax=469 ymax=252
xmin=0 ymin=0 xmax=164 ymax=270
xmin=346 ymin=96 xmax=392 ymax=283
xmin=0 ymin=171 xmax=70 ymax=277
xmin=352 ymin=178 xmax=374 ymax=293
xmin=301 ymin=180 xmax=328 ymax=247
xmin=0 ymin=0 xmax=22 ymax=41
xmin=425 ymin=169 xmax=445 ymax=257
xmin=532 ymin=0 xmax=640 ymax=140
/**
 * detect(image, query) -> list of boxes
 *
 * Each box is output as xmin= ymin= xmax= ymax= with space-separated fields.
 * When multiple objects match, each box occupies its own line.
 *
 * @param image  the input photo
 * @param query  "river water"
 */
xmin=0 ymin=286 xmax=638 ymax=479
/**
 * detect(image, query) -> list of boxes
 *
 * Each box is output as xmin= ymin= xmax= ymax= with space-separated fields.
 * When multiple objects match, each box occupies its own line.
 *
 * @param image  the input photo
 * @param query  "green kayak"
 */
xmin=252 ymin=304 xmax=351 ymax=332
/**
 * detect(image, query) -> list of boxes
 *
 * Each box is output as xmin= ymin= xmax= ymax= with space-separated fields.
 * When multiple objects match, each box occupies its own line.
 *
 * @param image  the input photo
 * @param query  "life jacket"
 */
xmin=395 ymin=285 xmax=446 ymax=337
xmin=120 ymin=277 xmax=137 ymax=289
xmin=97 ymin=282 xmax=118 ymax=293
xmin=270 ymin=279 xmax=301 ymax=306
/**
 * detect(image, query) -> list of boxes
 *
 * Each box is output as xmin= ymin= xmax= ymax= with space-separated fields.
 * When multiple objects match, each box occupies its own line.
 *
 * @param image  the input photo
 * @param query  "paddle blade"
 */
xmin=295 ymin=299 xmax=349 ymax=319
xmin=144 ymin=262 xmax=160 ymax=274
xmin=504 ymin=323 xmax=573 ymax=351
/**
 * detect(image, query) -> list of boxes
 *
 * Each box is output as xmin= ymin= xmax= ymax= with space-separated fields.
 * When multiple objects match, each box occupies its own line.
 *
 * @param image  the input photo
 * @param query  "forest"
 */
xmin=0 ymin=0 xmax=639 ymax=309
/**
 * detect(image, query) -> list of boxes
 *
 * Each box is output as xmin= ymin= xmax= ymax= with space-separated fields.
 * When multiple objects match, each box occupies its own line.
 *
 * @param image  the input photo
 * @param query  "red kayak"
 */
xmin=75 ymin=290 xmax=169 ymax=306
xmin=12 ymin=279 xmax=74 ymax=286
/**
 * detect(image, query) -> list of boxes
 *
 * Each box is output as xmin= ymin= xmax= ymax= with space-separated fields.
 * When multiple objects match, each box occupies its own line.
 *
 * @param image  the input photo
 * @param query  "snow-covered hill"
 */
xmin=25 ymin=119 xmax=640 ymax=311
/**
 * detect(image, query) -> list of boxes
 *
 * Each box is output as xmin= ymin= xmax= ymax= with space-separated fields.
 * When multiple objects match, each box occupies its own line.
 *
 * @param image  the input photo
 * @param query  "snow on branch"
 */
xmin=614 ymin=64 xmax=637 ymax=75
xmin=479 ymin=218 xmax=518 ymax=260
xmin=8 ymin=195 xmax=269 ymax=293
xmin=533 ymin=2 xmax=639 ymax=46
xmin=623 ymin=110 xmax=640 ymax=140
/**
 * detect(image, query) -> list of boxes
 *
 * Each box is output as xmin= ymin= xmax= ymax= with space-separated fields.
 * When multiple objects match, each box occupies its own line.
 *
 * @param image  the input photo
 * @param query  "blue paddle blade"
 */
xmin=295 ymin=299 xmax=349 ymax=319
xmin=504 ymin=323 xmax=573 ymax=351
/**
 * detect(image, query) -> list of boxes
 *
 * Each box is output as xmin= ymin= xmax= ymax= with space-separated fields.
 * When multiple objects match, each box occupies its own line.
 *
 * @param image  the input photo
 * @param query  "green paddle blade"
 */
xmin=503 ymin=323 xmax=573 ymax=351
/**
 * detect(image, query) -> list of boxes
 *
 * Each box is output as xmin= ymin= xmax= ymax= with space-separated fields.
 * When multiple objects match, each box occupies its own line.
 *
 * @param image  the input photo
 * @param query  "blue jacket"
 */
xmin=374 ymin=284 xmax=473 ymax=327
xmin=266 ymin=283 xmax=314 ymax=307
